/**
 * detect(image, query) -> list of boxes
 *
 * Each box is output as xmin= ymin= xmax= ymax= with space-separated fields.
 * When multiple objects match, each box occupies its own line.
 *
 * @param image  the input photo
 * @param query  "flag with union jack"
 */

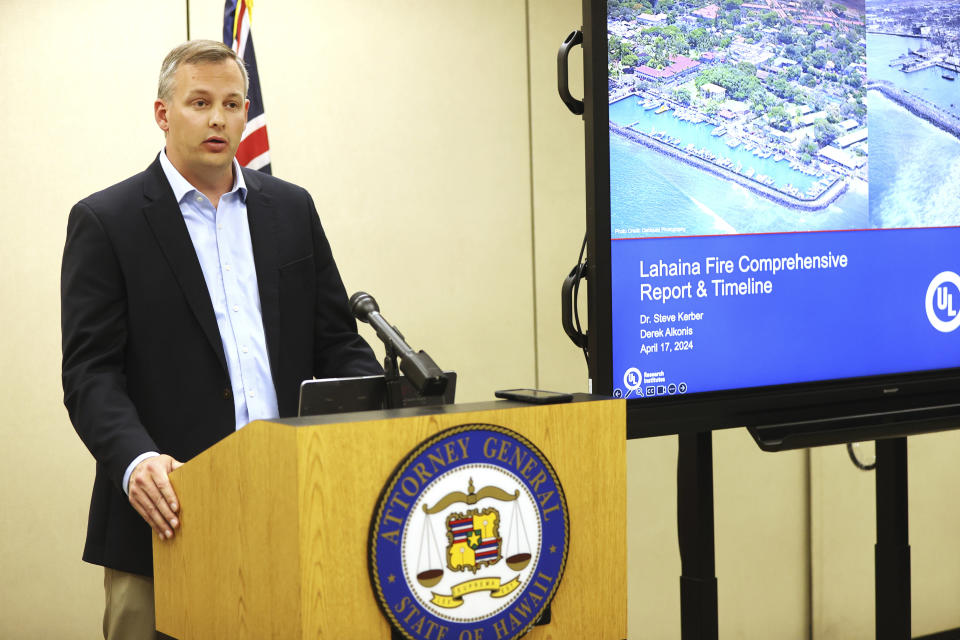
xmin=224 ymin=0 xmax=271 ymax=173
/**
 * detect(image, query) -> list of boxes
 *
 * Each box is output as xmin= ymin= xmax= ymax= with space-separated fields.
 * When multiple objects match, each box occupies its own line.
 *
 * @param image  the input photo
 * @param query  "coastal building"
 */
xmin=728 ymin=41 xmax=774 ymax=66
xmin=634 ymin=55 xmax=701 ymax=81
xmin=819 ymin=145 xmax=865 ymax=170
xmin=693 ymin=4 xmax=719 ymax=20
xmin=637 ymin=13 xmax=668 ymax=26
xmin=838 ymin=118 xmax=859 ymax=132
xmin=791 ymin=125 xmax=815 ymax=144
xmin=723 ymin=100 xmax=751 ymax=115
xmin=718 ymin=100 xmax=751 ymax=121
xmin=701 ymin=83 xmax=727 ymax=100
xmin=834 ymin=128 xmax=867 ymax=149
xmin=771 ymin=57 xmax=799 ymax=69
xmin=798 ymin=111 xmax=829 ymax=126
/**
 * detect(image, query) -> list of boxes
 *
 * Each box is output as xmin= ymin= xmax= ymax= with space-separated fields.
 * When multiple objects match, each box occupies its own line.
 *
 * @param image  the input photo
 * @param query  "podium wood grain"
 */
xmin=154 ymin=398 xmax=626 ymax=639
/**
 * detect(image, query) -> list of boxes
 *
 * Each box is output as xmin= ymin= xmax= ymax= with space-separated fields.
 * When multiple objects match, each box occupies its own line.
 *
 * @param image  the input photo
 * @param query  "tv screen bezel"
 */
xmin=580 ymin=0 xmax=960 ymax=441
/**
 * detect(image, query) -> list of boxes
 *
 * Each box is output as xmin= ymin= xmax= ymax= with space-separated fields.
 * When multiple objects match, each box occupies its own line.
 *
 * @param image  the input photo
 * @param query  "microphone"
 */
xmin=349 ymin=292 xmax=447 ymax=396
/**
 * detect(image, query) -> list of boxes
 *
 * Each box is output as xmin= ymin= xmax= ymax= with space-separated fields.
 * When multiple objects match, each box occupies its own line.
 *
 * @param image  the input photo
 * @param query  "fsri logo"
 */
xmin=925 ymin=271 xmax=960 ymax=333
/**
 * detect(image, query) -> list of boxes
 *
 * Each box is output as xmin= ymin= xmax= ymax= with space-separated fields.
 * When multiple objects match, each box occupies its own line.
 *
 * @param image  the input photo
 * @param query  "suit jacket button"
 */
xmin=223 ymin=388 xmax=232 ymax=400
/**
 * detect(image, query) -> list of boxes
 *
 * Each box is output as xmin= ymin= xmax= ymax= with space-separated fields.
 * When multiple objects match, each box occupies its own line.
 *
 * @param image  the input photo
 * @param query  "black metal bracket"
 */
xmin=562 ymin=261 xmax=589 ymax=349
xmin=677 ymin=431 xmax=719 ymax=640
xmin=876 ymin=437 xmax=911 ymax=640
xmin=557 ymin=30 xmax=584 ymax=116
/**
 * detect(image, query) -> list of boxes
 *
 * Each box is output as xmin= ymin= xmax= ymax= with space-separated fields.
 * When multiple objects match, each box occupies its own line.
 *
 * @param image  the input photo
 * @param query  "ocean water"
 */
xmin=609 ymin=133 xmax=868 ymax=239
xmin=609 ymin=98 xmax=819 ymax=192
xmin=869 ymin=34 xmax=960 ymax=118
xmin=868 ymin=33 xmax=960 ymax=227
xmin=868 ymin=94 xmax=960 ymax=227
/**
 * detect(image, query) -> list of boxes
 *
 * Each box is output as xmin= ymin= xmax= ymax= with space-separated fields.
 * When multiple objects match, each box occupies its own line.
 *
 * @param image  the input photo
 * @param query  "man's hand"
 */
xmin=128 ymin=454 xmax=183 ymax=540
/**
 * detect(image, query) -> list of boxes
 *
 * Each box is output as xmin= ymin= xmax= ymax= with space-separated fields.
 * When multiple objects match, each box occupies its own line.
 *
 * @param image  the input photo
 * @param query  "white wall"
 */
xmin=3 ymin=1 xmax=959 ymax=638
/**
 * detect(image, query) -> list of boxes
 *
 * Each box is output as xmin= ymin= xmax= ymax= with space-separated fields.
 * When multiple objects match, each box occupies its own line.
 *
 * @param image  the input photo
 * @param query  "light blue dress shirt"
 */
xmin=123 ymin=151 xmax=279 ymax=493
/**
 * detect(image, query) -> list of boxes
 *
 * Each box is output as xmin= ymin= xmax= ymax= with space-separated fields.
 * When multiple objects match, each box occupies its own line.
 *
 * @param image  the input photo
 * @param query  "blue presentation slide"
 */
xmin=611 ymin=230 xmax=960 ymax=399
xmin=607 ymin=0 xmax=960 ymax=398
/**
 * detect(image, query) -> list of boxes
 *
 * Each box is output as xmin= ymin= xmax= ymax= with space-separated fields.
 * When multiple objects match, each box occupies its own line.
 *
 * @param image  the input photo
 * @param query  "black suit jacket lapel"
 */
xmin=243 ymin=168 xmax=281 ymax=379
xmin=140 ymin=159 xmax=229 ymax=374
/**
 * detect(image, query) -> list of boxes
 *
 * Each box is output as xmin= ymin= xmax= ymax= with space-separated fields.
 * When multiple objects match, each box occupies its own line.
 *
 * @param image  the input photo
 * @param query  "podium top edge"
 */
xmin=272 ymin=393 xmax=617 ymax=427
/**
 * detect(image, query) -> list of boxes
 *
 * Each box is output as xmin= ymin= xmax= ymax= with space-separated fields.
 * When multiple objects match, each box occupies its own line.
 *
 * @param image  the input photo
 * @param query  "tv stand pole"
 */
xmin=875 ymin=436 xmax=910 ymax=640
xmin=678 ymin=430 xmax=719 ymax=640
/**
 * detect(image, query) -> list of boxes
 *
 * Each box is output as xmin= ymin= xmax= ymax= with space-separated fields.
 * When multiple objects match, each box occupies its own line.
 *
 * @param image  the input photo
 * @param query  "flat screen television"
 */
xmin=577 ymin=0 xmax=960 ymax=446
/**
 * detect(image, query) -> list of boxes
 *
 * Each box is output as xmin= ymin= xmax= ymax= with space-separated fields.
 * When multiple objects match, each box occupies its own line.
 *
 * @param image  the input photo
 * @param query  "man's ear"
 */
xmin=155 ymin=99 xmax=170 ymax=133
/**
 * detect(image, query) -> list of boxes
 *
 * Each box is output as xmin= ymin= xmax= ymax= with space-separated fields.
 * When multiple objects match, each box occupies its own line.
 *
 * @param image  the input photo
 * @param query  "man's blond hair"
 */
xmin=157 ymin=40 xmax=249 ymax=101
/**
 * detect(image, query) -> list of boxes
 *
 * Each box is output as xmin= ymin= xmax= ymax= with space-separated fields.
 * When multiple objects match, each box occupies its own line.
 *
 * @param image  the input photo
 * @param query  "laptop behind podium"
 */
xmin=298 ymin=372 xmax=457 ymax=417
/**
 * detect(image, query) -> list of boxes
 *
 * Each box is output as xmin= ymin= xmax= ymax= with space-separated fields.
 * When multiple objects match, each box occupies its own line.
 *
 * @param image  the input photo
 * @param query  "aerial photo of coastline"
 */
xmin=608 ymin=0 xmax=870 ymax=238
xmin=867 ymin=0 xmax=960 ymax=228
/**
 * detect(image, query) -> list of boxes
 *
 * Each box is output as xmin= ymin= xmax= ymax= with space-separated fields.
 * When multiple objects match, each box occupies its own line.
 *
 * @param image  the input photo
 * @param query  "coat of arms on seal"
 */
xmin=370 ymin=424 xmax=568 ymax=640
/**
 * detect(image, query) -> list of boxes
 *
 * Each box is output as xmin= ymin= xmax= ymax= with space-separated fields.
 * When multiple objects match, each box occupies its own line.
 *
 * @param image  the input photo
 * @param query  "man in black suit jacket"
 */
xmin=61 ymin=40 xmax=380 ymax=638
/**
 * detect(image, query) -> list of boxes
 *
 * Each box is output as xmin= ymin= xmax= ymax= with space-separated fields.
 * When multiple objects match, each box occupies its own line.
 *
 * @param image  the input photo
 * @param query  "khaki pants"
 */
xmin=103 ymin=568 xmax=159 ymax=640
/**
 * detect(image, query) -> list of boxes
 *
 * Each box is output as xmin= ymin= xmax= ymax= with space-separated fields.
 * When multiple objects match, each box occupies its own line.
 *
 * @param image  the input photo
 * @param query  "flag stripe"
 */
xmin=242 ymin=113 xmax=267 ymax=142
xmin=236 ymin=125 xmax=269 ymax=166
xmin=244 ymin=151 xmax=271 ymax=172
xmin=224 ymin=0 xmax=271 ymax=174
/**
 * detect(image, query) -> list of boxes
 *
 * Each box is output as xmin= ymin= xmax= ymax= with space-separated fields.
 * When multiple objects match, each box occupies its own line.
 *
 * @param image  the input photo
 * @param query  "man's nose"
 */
xmin=209 ymin=105 xmax=226 ymax=127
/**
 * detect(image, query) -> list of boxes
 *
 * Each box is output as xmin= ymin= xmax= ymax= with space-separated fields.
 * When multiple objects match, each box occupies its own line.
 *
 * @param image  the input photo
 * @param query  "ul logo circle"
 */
xmin=925 ymin=271 xmax=960 ymax=333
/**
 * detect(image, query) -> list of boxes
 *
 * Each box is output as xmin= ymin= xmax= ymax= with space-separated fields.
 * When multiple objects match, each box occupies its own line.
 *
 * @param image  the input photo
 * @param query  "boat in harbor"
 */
xmin=725 ymin=137 xmax=742 ymax=148
xmin=711 ymin=125 xmax=726 ymax=136
xmin=655 ymin=104 xmax=670 ymax=114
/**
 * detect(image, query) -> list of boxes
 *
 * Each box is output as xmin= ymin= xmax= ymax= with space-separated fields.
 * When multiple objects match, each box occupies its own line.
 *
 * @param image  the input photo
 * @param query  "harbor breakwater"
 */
xmin=867 ymin=80 xmax=960 ymax=143
xmin=610 ymin=124 xmax=847 ymax=212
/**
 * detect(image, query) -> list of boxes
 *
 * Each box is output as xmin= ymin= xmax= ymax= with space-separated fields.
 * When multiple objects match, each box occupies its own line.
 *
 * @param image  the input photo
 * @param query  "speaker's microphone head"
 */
xmin=349 ymin=291 xmax=379 ymax=322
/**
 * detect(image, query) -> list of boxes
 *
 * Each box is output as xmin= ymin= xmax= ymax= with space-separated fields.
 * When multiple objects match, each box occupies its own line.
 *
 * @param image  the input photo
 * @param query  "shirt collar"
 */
xmin=158 ymin=149 xmax=247 ymax=204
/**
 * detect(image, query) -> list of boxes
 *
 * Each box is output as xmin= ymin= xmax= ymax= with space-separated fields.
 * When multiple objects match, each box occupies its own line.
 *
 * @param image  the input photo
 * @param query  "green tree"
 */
xmin=768 ymin=76 xmax=793 ymax=99
xmin=695 ymin=64 xmax=761 ymax=100
xmin=674 ymin=87 xmax=693 ymax=105
xmin=767 ymin=105 xmax=791 ymax=130
xmin=749 ymin=89 xmax=773 ymax=113
xmin=810 ymin=49 xmax=828 ymax=69
xmin=650 ymin=36 xmax=669 ymax=68
xmin=623 ymin=53 xmax=639 ymax=67
xmin=813 ymin=118 xmax=841 ymax=147
xmin=687 ymin=27 xmax=711 ymax=50
xmin=609 ymin=35 xmax=622 ymax=54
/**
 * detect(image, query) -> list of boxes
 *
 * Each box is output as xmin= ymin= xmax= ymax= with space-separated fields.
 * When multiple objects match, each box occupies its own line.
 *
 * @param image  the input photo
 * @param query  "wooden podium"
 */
xmin=154 ymin=395 xmax=626 ymax=639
